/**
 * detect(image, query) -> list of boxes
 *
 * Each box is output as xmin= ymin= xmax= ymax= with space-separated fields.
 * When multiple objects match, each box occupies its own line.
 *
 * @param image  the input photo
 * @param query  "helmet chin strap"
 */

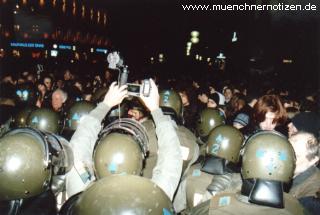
xmin=241 ymin=178 xmax=284 ymax=208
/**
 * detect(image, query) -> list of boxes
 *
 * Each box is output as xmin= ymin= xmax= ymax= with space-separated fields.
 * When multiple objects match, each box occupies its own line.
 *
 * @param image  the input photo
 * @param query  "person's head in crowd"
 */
xmin=128 ymin=99 xmax=147 ymax=121
xmin=233 ymin=113 xmax=249 ymax=129
xmin=179 ymin=90 xmax=191 ymax=107
xmin=207 ymin=92 xmax=220 ymax=108
xmin=56 ymin=79 xmax=64 ymax=89
xmin=26 ymin=73 xmax=36 ymax=84
xmin=104 ymin=69 xmax=113 ymax=82
xmin=223 ymin=86 xmax=233 ymax=103
xmin=37 ymin=82 xmax=46 ymax=95
xmin=286 ymin=106 xmax=299 ymax=119
xmin=289 ymin=131 xmax=319 ymax=178
xmin=63 ymin=69 xmax=72 ymax=81
xmin=245 ymin=89 xmax=260 ymax=108
xmin=226 ymin=93 xmax=247 ymax=116
xmin=288 ymin=112 xmax=320 ymax=138
xmin=73 ymin=79 xmax=83 ymax=92
xmin=252 ymin=94 xmax=287 ymax=131
xmin=17 ymin=76 xmax=25 ymax=85
xmin=1 ymin=74 xmax=16 ymax=85
xmin=299 ymin=97 xmax=317 ymax=112
xmin=197 ymin=86 xmax=209 ymax=104
xmin=43 ymin=76 xmax=53 ymax=91
xmin=51 ymin=89 xmax=67 ymax=112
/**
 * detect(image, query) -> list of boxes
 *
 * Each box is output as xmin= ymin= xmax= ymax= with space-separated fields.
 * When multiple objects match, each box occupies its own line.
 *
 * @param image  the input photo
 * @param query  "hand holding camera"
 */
xmin=140 ymin=79 xmax=159 ymax=112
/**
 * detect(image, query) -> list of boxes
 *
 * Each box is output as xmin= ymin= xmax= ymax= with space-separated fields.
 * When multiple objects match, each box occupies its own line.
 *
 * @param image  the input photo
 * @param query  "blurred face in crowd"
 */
xmin=37 ymin=83 xmax=46 ymax=94
xmin=44 ymin=77 xmax=52 ymax=90
xmin=52 ymin=91 xmax=64 ymax=111
xmin=179 ymin=92 xmax=189 ymax=106
xmin=224 ymin=88 xmax=233 ymax=102
xmin=64 ymin=70 xmax=72 ymax=81
xmin=288 ymin=122 xmax=298 ymax=137
xmin=259 ymin=111 xmax=277 ymax=130
xmin=74 ymin=81 xmax=83 ymax=91
xmin=128 ymin=109 xmax=144 ymax=121
xmin=253 ymin=95 xmax=287 ymax=130
xmin=207 ymin=98 xmax=217 ymax=108
xmin=105 ymin=70 xmax=112 ymax=80
xmin=289 ymin=132 xmax=319 ymax=177
xmin=198 ymin=93 xmax=208 ymax=104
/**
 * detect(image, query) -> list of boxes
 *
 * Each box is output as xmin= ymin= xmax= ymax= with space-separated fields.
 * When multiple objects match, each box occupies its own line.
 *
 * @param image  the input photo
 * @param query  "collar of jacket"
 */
xmin=292 ymin=165 xmax=319 ymax=188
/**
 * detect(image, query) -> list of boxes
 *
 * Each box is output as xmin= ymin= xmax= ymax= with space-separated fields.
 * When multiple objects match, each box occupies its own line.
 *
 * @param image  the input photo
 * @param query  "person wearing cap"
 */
xmin=289 ymin=131 xmax=320 ymax=214
xmin=207 ymin=92 xmax=225 ymax=118
xmin=233 ymin=113 xmax=249 ymax=129
xmin=288 ymin=112 xmax=320 ymax=139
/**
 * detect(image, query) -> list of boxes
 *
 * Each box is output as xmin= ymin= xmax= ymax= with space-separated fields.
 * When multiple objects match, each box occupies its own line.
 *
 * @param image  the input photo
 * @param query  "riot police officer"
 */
xmin=66 ymin=80 xmax=183 ymax=202
xmin=0 ymin=127 xmax=73 ymax=215
xmin=190 ymin=131 xmax=308 ymax=215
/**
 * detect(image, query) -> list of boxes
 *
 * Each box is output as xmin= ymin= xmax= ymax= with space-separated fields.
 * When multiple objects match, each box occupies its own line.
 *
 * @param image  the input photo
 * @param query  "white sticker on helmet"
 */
xmin=193 ymin=193 xmax=203 ymax=207
xmin=180 ymin=146 xmax=190 ymax=160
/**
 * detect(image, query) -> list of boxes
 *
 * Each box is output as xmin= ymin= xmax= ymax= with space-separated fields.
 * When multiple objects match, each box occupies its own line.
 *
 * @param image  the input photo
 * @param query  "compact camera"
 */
xmin=107 ymin=51 xmax=151 ymax=97
xmin=127 ymin=79 xmax=151 ymax=97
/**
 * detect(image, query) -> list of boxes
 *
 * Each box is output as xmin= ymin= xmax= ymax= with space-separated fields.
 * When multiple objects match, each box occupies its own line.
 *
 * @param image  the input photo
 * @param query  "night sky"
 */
xmin=97 ymin=0 xmax=319 ymax=87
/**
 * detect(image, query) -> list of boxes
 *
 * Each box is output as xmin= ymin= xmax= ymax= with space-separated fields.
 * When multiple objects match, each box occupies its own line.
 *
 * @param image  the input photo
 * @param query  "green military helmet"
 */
xmin=73 ymin=175 xmax=175 ymax=215
xmin=93 ymin=133 xmax=143 ymax=179
xmin=242 ymin=131 xmax=295 ymax=183
xmin=196 ymin=108 xmax=225 ymax=139
xmin=0 ymin=128 xmax=51 ymax=200
xmin=206 ymin=125 xmax=244 ymax=163
xmin=176 ymin=125 xmax=199 ymax=174
xmin=159 ymin=89 xmax=183 ymax=117
xmin=65 ymin=101 xmax=95 ymax=131
xmin=104 ymin=102 xmax=129 ymax=124
xmin=27 ymin=108 xmax=61 ymax=134
xmin=12 ymin=106 xmax=37 ymax=128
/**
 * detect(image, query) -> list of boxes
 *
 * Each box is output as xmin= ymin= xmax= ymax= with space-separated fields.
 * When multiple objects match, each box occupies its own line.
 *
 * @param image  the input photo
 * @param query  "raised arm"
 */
xmin=140 ymin=79 xmax=183 ymax=200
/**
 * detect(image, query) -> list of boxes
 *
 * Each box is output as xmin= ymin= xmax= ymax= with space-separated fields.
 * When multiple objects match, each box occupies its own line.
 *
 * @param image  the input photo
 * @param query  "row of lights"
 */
xmin=186 ymin=30 xmax=200 ymax=56
xmin=9 ymin=1 xmax=108 ymax=26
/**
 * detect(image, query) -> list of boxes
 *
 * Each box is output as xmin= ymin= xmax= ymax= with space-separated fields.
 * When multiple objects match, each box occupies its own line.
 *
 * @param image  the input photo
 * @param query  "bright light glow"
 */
xmin=150 ymin=57 xmax=154 ymax=61
xmin=53 ymin=44 xmax=58 ymax=49
xmin=207 ymin=57 xmax=211 ymax=62
xmin=90 ymin=48 xmax=94 ymax=53
xmin=16 ymin=4 xmax=19 ymax=9
xmin=72 ymin=46 xmax=76 ymax=51
xmin=195 ymin=54 xmax=199 ymax=60
xmin=187 ymin=42 xmax=192 ymax=48
xmin=6 ymin=157 xmax=22 ymax=172
xmin=191 ymin=31 xmax=200 ymax=38
xmin=283 ymin=59 xmax=293 ymax=64
xmin=186 ymin=52 xmax=190 ymax=56
xmin=199 ymin=56 xmax=202 ymax=61
xmin=50 ymin=50 xmax=58 ymax=57
xmin=232 ymin=32 xmax=238 ymax=42
xmin=191 ymin=37 xmax=199 ymax=44
xmin=216 ymin=53 xmax=226 ymax=59
xmin=39 ymin=119 xmax=46 ymax=128
xmin=159 ymin=53 xmax=164 ymax=58
xmin=113 ymin=153 xmax=124 ymax=164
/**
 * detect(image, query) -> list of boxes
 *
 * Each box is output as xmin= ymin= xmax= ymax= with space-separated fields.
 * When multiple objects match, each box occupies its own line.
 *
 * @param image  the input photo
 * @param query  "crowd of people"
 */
xmin=0 ymin=65 xmax=319 ymax=215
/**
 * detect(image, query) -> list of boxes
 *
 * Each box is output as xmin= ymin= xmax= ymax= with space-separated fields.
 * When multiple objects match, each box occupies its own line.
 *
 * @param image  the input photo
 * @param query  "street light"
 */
xmin=191 ymin=31 xmax=200 ymax=38
xmin=191 ymin=37 xmax=199 ymax=44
